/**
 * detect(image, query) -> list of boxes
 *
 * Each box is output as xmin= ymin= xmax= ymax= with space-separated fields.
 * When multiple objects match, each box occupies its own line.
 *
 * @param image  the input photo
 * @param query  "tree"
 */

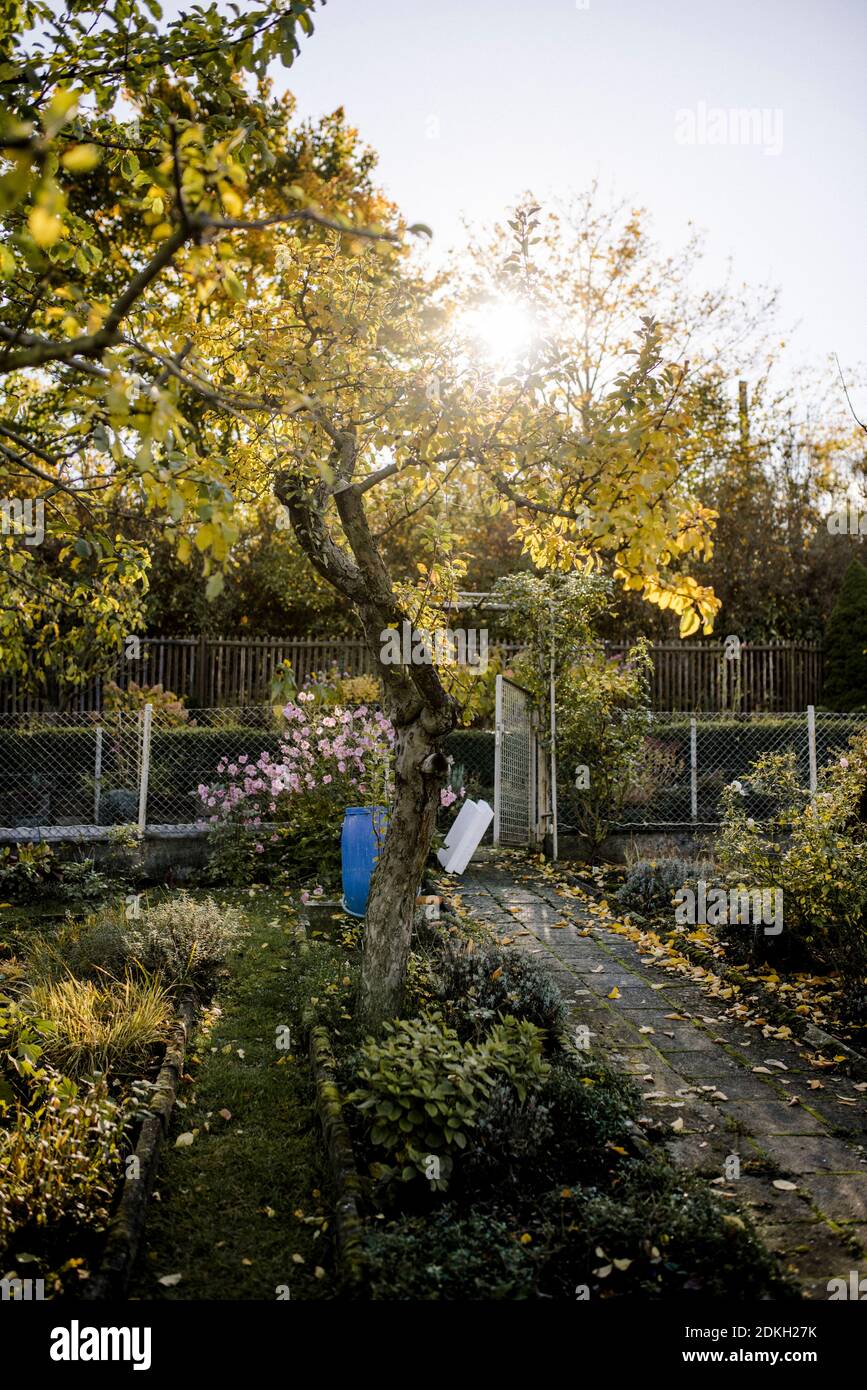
xmin=3 ymin=10 xmax=723 ymax=1026
xmin=457 ymin=192 xmax=866 ymax=645
xmin=179 ymin=212 xmax=721 ymax=1026
xmin=0 ymin=0 xmax=387 ymax=686
xmin=140 ymin=510 xmax=354 ymax=636
xmin=822 ymin=559 xmax=867 ymax=711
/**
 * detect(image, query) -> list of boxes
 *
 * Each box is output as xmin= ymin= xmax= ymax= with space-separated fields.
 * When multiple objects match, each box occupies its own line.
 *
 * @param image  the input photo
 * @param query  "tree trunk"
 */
xmin=359 ymin=714 xmax=448 ymax=1030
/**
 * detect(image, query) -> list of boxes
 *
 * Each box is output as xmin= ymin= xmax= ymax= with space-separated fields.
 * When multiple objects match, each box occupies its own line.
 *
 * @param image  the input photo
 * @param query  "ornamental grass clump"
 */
xmin=20 ymin=976 xmax=172 ymax=1078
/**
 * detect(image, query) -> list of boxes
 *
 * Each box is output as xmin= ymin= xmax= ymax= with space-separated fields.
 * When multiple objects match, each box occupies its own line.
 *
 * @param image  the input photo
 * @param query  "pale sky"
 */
xmin=280 ymin=0 xmax=867 ymax=384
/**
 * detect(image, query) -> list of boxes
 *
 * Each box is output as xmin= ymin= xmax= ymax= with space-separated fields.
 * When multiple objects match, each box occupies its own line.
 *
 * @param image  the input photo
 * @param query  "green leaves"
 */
xmin=349 ymin=1012 xmax=549 ymax=1189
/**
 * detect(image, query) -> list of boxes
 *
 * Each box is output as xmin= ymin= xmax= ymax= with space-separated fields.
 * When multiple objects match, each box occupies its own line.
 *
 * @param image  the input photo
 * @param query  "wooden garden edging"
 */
xmin=308 ymin=1025 xmax=366 ymax=1295
xmin=83 ymin=993 xmax=198 ymax=1301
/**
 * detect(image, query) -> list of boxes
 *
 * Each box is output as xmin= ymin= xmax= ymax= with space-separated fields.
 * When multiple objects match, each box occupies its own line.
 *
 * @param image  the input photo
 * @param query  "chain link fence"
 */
xmin=0 ymin=706 xmax=499 ymax=838
xmin=0 ymin=705 xmax=862 ymax=840
xmin=609 ymin=710 xmax=867 ymax=829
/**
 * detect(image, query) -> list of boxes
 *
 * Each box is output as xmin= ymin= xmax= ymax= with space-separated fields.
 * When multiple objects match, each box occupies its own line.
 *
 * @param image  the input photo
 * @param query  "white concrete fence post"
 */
xmin=137 ymin=702 xmax=153 ymax=835
xmin=93 ymin=726 xmax=103 ymax=826
xmin=807 ymin=704 xmax=818 ymax=799
xmin=690 ymin=715 xmax=698 ymax=823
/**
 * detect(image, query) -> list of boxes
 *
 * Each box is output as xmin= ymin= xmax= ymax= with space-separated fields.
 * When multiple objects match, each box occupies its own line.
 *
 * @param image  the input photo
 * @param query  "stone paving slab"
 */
xmin=749 ymin=1134 xmax=865 ymax=1175
xmin=452 ymin=861 xmax=867 ymax=1299
xmin=721 ymin=1099 xmax=829 ymax=1136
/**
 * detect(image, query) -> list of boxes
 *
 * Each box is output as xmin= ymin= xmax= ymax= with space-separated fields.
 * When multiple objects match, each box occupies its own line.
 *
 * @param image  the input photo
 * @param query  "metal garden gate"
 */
xmin=493 ymin=675 xmax=537 ymax=846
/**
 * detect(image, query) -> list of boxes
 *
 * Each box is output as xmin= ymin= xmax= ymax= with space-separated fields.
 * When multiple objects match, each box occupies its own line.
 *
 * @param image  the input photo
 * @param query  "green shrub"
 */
xmin=123 ymin=893 xmax=247 ymax=989
xmin=540 ymin=1161 xmax=790 ymax=1299
xmin=205 ymin=804 xmax=343 ymax=888
xmin=349 ymin=1013 xmax=550 ymax=1189
xmin=460 ymin=1054 xmax=639 ymax=1197
xmin=615 ymin=857 xmax=707 ymax=917
xmin=0 ymin=1004 xmax=126 ymax=1266
xmin=103 ymin=680 xmax=188 ymax=725
xmin=363 ymin=1206 xmax=536 ymax=1300
xmin=0 ymin=1067 xmax=124 ymax=1259
xmin=0 ymin=843 xmax=111 ymax=904
xmin=458 ymin=1082 xmax=554 ymax=1194
xmin=717 ymin=736 xmax=867 ymax=988
xmin=434 ymin=938 xmax=566 ymax=1041
xmin=822 ymin=558 xmax=867 ymax=711
xmin=97 ymin=788 xmax=139 ymax=826
xmin=539 ymin=1055 xmax=639 ymax=1169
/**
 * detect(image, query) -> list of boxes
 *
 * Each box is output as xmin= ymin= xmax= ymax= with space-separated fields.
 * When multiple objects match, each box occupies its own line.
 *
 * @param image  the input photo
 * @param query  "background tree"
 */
xmin=0 ymin=0 xmax=386 ymax=686
xmin=822 ymin=558 xmax=867 ymax=711
xmin=457 ymin=192 xmax=862 ymax=644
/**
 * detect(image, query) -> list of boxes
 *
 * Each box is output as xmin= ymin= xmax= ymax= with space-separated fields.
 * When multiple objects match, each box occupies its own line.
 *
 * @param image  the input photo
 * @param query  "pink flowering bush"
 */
xmin=437 ymin=763 xmax=468 ymax=832
xmin=199 ymin=699 xmax=395 ymax=886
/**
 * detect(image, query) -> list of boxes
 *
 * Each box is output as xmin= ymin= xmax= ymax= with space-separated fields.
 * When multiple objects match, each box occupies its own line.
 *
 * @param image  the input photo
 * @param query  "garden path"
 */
xmin=127 ymin=890 xmax=333 ymax=1301
xmin=444 ymin=857 xmax=867 ymax=1300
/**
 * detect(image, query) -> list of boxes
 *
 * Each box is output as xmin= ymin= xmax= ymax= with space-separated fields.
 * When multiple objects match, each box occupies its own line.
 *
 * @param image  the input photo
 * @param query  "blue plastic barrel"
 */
xmin=341 ymin=805 xmax=389 ymax=918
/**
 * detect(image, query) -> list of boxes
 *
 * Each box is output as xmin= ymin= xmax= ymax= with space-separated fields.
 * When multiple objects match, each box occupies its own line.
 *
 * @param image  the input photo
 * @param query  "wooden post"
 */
xmin=195 ymin=633 xmax=208 ymax=708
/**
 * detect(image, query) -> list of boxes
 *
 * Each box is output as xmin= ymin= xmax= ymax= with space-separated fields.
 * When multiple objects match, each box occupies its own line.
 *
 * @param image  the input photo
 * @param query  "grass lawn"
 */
xmin=128 ymin=890 xmax=334 ymax=1301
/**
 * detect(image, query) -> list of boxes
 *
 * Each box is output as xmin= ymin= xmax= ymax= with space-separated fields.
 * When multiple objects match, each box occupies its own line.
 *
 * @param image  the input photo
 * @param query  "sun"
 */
xmin=458 ymin=299 xmax=538 ymax=371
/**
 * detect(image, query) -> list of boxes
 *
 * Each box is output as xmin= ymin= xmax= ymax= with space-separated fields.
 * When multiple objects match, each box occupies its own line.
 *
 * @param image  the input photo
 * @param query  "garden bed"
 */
xmin=295 ymin=892 xmax=796 ymax=1300
xmin=0 ymin=888 xmax=248 ymax=1298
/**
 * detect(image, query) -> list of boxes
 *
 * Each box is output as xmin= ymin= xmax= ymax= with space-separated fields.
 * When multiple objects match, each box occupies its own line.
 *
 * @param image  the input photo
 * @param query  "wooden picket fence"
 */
xmin=0 ymin=634 xmax=825 ymax=714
